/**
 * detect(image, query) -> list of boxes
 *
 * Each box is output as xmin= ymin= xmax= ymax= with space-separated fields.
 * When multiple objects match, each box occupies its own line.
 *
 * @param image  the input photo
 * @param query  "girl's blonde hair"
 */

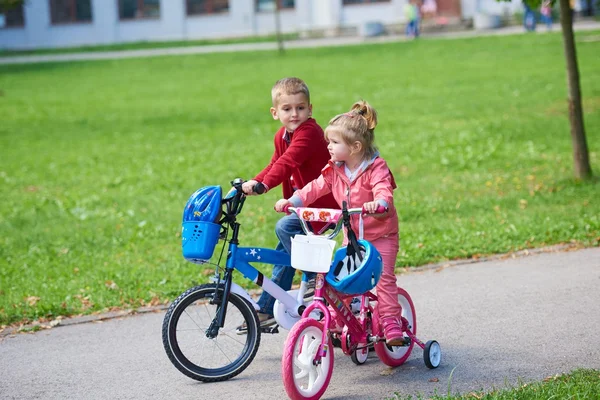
xmin=325 ymin=100 xmax=378 ymax=160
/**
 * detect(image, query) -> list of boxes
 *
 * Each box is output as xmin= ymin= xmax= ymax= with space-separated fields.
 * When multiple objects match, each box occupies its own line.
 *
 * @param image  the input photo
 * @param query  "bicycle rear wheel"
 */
xmin=373 ymin=287 xmax=416 ymax=367
xmin=282 ymin=318 xmax=334 ymax=400
xmin=162 ymin=283 xmax=261 ymax=382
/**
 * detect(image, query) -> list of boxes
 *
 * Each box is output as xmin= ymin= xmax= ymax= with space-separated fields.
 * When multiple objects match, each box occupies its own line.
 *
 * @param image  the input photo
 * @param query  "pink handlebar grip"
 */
xmin=362 ymin=204 xmax=388 ymax=215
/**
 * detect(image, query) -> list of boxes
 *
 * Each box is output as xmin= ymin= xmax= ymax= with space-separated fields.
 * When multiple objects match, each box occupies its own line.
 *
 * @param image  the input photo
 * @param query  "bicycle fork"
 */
xmin=206 ymin=267 xmax=234 ymax=339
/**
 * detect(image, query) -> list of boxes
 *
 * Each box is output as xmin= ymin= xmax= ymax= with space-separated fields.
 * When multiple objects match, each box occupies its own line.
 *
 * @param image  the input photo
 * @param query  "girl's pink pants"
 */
xmin=371 ymin=235 xmax=401 ymax=319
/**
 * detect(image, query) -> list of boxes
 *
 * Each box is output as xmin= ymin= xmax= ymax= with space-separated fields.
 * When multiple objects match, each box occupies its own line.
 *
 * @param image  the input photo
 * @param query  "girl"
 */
xmin=275 ymin=100 xmax=404 ymax=345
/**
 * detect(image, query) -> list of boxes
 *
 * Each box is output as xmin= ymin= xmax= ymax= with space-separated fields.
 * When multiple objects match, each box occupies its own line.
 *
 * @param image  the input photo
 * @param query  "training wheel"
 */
xmin=351 ymin=345 xmax=369 ymax=365
xmin=424 ymin=340 xmax=441 ymax=369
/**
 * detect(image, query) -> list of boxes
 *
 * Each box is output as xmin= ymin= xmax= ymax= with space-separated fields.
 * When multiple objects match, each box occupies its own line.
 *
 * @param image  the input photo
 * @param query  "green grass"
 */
xmin=0 ymin=33 xmax=299 ymax=57
xmin=0 ymin=30 xmax=599 ymax=326
xmin=391 ymin=368 xmax=600 ymax=399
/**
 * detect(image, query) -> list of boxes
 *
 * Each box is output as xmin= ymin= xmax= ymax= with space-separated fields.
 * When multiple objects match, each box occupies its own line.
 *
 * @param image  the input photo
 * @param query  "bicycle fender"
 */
xmin=230 ymin=283 xmax=260 ymax=310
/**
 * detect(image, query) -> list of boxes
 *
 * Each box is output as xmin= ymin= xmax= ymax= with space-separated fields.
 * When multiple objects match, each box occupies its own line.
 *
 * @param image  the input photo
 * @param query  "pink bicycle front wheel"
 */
xmin=282 ymin=318 xmax=334 ymax=400
xmin=373 ymin=286 xmax=417 ymax=367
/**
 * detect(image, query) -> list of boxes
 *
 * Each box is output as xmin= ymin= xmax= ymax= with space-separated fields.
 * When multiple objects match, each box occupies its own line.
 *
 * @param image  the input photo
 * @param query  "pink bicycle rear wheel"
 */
xmin=373 ymin=286 xmax=416 ymax=367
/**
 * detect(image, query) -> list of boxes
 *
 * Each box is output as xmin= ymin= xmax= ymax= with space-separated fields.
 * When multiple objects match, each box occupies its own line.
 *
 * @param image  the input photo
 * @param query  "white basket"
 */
xmin=290 ymin=234 xmax=336 ymax=273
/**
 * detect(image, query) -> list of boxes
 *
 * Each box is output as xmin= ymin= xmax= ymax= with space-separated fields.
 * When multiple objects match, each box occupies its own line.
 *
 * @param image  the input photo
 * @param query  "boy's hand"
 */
xmin=242 ymin=180 xmax=259 ymax=195
xmin=275 ymin=199 xmax=292 ymax=213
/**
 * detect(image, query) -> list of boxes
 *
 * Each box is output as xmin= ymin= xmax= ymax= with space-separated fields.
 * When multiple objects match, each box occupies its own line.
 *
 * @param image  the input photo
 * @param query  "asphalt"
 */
xmin=1 ymin=246 xmax=599 ymax=400
xmin=1 ymin=20 xmax=599 ymax=65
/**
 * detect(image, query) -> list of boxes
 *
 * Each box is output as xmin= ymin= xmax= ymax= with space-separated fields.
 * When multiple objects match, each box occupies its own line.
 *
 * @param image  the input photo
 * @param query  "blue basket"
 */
xmin=182 ymin=221 xmax=221 ymax=263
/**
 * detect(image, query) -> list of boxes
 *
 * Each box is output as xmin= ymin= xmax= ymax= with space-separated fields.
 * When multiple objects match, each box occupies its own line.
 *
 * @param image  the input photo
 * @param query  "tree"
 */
xmin=274 ymin=0 xmax=285 ymax=54
xmin=500 ymin=0 xmax=592 ymax=180
xmin=0 ymin=0 xmax=24 ymax=11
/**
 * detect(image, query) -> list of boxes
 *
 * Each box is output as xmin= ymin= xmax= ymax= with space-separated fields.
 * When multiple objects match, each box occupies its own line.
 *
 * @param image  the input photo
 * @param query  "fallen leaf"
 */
xmin=105 ymin=280 xmax=119 ymax=290
xmin=26 ymin=296 xmax=40 ymax=306
xmin=434 ymin=263 xmax=451 ymax=273
xmin=519 ymin=199 xmax=528 ymax=209
xmin=429 ymin=377 xmax=439 ymax=382
xmin=149 ymin=296 xmax=161 ymax=307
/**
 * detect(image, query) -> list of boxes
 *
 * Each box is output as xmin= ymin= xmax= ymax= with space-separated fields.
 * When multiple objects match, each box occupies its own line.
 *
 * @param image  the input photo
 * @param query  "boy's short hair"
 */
xmin=271 ymin=77 xmax=310 ymax=106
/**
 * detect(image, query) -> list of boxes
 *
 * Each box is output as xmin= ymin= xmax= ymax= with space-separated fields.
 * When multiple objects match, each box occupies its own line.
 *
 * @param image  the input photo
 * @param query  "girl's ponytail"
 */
xmin=351 ymin=100 xmax=378 ymax=131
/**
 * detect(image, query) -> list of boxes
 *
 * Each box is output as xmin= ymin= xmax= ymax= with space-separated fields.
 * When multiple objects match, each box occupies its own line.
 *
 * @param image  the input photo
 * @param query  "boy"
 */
xmin=240 ymin=77 xmax=337 ymax=331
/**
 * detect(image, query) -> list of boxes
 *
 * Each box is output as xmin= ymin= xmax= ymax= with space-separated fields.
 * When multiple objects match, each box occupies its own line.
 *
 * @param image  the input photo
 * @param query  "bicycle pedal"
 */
xmin=261 ymin=325 xmax=279 ymax=334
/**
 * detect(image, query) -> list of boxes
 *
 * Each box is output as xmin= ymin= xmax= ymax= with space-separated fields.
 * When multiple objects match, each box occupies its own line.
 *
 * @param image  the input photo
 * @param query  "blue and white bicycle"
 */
xmin=162 ymin=179 xmax=319 ymax=382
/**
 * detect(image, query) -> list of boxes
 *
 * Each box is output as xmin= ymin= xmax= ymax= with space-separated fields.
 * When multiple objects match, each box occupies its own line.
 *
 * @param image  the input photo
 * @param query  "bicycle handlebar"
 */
xmin=282 ymin=204 xmax=388 ymax=239
xmin=284 ymin=204 xmax=387 ymax=216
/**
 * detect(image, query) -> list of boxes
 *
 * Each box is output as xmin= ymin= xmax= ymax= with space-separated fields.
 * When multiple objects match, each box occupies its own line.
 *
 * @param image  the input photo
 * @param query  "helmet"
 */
xmin=182 ymin=186 xmax=222 ymax=223
xmin=325 ymin=240 xmax=382 ymax=295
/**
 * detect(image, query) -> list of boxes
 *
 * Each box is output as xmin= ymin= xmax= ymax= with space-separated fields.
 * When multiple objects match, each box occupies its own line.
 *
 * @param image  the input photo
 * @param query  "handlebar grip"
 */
xmin=362 ymin=205 xmax=388 ymax=214
xmin=253 ymin=182 xmax=266 ymax=195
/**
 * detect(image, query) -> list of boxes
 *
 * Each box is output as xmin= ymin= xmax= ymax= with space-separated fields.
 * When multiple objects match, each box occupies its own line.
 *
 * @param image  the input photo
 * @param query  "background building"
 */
xmin=0 ymin=0 xmax=526 ymax=50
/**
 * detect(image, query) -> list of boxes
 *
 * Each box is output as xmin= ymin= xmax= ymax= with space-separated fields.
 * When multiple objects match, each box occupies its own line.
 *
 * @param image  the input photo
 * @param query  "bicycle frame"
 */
xmin=207 ymin=180 xmax=309 ymax=337
xmin=299 ymin=273 xmax=374 ymax=361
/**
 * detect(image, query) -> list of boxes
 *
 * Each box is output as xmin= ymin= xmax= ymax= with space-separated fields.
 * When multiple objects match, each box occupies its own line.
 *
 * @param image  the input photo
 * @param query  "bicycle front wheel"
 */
xmin=162 ymin=284 xmax=261 ymax=382
xmin=282 ymin=318 xmax=334 ymax=400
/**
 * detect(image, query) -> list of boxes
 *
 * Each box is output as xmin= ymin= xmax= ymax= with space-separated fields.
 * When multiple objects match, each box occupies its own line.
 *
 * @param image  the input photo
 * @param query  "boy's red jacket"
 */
xmin=255 ymin=118 xmax=338 ymax=214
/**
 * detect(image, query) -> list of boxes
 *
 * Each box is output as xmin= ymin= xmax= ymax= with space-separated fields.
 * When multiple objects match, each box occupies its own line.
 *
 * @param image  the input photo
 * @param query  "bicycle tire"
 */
xmin=162 ymin=283 xmax=261 ymax=382
xmin=373 ymin=286 xmax=416 ymax=367
xmin=282 ymin=318 xmax=334 ymax=400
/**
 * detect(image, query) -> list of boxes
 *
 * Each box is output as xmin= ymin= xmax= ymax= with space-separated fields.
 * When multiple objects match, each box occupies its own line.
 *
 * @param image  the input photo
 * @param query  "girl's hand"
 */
xmin=242 ymin=180 xmax=258 ymax=195
xmin=362 ymin=201 xmax=379 ymax=214
xmin=275 ymin=199 xmax=292 ymax=213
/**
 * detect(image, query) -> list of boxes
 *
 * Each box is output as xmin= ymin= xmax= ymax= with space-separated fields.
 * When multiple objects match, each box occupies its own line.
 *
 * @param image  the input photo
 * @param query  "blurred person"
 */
xmin=237 ymin=77 xmax=337 ymax=332
xmin=421 ymin=0 xmax=438 ymax=19
xmin=540 ymin=0 xmax=553 ymax=30
xmin=523 ymin=2 xmax=537 ymax=31
xmin=404 ymin=0 xmax=421 ymax=38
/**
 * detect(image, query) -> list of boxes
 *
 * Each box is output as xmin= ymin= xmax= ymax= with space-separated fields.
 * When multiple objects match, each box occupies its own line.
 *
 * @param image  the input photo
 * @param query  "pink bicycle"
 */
xmin=280 ymin=203 xmax=441 ymax=400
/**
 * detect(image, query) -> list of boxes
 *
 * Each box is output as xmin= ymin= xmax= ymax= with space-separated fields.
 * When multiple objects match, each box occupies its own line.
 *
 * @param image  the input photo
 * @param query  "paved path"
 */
xmin=1 ymin=20 xmax=599 ymax=65
xmin=1 ymin=247 xmax=599 ymax=400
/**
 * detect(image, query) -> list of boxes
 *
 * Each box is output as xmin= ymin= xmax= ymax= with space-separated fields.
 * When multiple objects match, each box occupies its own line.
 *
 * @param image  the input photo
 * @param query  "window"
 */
xmin=256 ymin=0 xmax=294 ymax=12
xmin=0 ymin=2 xmax=24 ymax=27
xmin=50 ymin=0 xmax=92 ymax=24
xmin=119 ymin=0 xmax=160 ymax=20
xmin=343 ymin=0 xmax=390 ymax=4
xmin=187 ymin=0 xmax=229 ymax=15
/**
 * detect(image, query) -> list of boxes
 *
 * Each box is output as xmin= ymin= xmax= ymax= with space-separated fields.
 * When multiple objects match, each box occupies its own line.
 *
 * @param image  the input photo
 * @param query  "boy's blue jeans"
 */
xmin=257 ymin=213 xmax=308 ymax=316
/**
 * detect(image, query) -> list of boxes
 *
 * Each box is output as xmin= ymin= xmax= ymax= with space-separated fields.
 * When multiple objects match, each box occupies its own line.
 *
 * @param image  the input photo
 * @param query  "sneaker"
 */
xmin=381 ymin=317 xmax=405 ymax=346
xmin=236 ymin=312 xmax=276 ymax=335
xmin=303 ymin=278 xmax=316 ymax=300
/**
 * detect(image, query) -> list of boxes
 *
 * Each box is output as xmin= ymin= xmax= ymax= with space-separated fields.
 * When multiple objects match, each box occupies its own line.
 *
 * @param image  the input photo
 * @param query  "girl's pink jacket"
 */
xmin=289 ymin=156 xmax=399 ymax=242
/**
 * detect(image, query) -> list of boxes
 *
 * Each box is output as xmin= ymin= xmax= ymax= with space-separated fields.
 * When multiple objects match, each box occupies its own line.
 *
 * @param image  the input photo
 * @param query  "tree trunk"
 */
xmin=274 ymin=2 xmax=285 ymax=54
xmin=559 ymin=0 xmax=592 ymax=180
